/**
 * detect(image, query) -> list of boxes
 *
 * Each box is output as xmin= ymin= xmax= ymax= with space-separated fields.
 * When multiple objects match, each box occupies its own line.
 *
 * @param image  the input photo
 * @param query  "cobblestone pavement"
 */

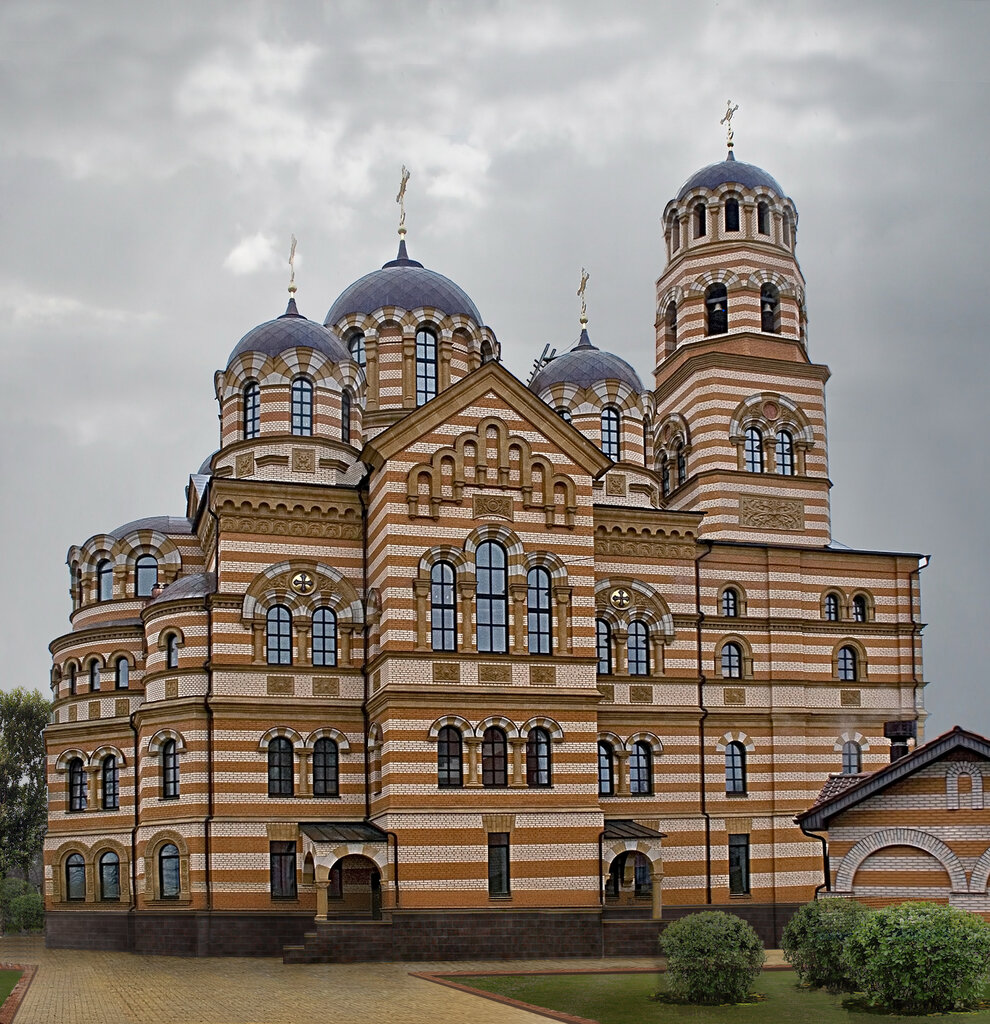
xmin=0 ymin=935 xmax=786 ymax=1024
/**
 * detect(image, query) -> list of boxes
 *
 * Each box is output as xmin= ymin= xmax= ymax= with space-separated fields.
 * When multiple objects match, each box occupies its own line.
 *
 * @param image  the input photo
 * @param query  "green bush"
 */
xmin=782 ymin=898 xmax=870 ymax=992
xmin=7 ymin=892 xmax=43 ymax=932
xmin=0 ymin=877 xmax=32 ymax=930
xmin=843 ymin=901 xmax=990 ymax=1014
xmin=660 ymin=911 xmax=765 ymax=1004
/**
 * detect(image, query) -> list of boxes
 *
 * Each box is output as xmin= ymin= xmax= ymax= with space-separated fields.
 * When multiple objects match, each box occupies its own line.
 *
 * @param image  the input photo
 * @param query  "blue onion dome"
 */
xmin=676 ymin=150 xmax=784 ymax=200
xmin=529 ymin=328 xmax=643 ymax=394
xmin=324 ymin=240 xmax=483 ymax=326
xmin=226 ymin=298 xmax=350 ymax=367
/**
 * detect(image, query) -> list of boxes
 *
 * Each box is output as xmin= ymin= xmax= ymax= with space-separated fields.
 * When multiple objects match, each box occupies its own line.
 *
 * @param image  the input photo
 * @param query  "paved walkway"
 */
xmin=0 ymin=935 xmax=787 ymax=1024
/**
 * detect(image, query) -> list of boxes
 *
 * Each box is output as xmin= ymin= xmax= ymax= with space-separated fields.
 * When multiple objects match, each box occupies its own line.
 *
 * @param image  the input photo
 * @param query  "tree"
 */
xmin=0 ymin=689 xmax=51 ymax=878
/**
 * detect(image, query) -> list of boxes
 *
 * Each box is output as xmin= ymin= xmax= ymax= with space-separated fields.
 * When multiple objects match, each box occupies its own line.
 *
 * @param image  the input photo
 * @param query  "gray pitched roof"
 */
xmin=146 ymin=572 xmax=217 ymax=605
xmin=676 ymin=151 xmax=785 ymax=200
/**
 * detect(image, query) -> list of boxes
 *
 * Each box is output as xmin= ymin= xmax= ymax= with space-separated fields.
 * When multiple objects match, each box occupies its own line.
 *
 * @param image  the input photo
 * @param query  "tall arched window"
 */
xmin=340 ymin=389 xmax=352 ymax=445
xmin=852 ymin=595 xmax=868 ymax=623
xmin=66 ymin=852 xmax=85 ymax=900
xmin=526 ymin=728 xmax=551 ymax=787
xmin=415 ymin=327 xmax=438 ymax=406
xmin=664 ymin=301 xmax=677 ymax=353
xmin=159 ymin=843 xmax=180 ymax=899
xmin=627 ymin=621 xmax=649 ymax=676
xmin=114 ymin=657 xmax=129 ymax=690
xmin=69 ymin=664 xmax=77 ymax=695
xmin=97 ymin=559 xmax=113 ymax=601
xmin=824 ymin=593 xmax=840 ymax=621
xmin=348 ymin=332 xmax=366 ymax=368
xmin=166 ymin=633 xmax=179 ymax=670
xmin=476 ymin=541 xmax=508 ymax=654
xmin=68 ymin=757 xmax=86 ymax=812
xmin=775 ymin=430 xmax=794 ymax=475
xmin=596 ymin=618 xmax=612 ymax=675
xmin=266 ymin=605 xmax=292 ymax=665
xmin=629 ymin=741 xmax=652 ymax=795
xmin=311 ymin=608 xmax=337 ymax=667
xmin=527 ymin=567 xmax=552 ymax=655
xmin=669 ymin=212 xmax=680 ymax=253
xmin=312 ymin=737 xmax=339 ymax=797
xmin=757 ymin=201 xmax=770 ymax=235
xmin=601 ymin=406 xmax=621 ymax=461
xmin=268 ymin=736 xmax=294 ymax=796
xmin=838 ymin=646 xmax=858 ymax=682
xmin=660 ymin=455 xmax=670 ymax=497
xmin=291 ymin=376 xmax=313 ymax=435
xmin=724 ymin=198 xmax=740 ymax=232
xmin=135 ymin=555 xmax=158 ymax=597
xmin=721 ymin=588 xmax=739 ymax=618
xmin=761 ymin=283 xmax=781 ymax=333
xmin=102 ymin=755 xmax=118 ymax=810
xmin=643 ymin=416 xmax=652 ymax=466
xmin=482 ymin=726 xmax=507 ymax=787
xmin=99 ymin=851 xmax=120 ymax=901
xmin=676 ymin=443 xmax=687 ymax=486
xmin=721 ymin=642 xmax=742 ymax=679
xmin=694 ymin=201 xmax=707 ymax=237
xmin=705 ymin=284 xmax=727 ymax=335
xmin=437 ymin=726 xmax=463 ymax=788
xmin=162 ymin=739 xmax=179 ymax=799
xmin=597 ymin=741 xmax=614 ymax=796
xmin=744 ymin=427 xmax=764 ymax=472
xmin=89 ymin=660 xmax=100 ymax=691
xmin=431 ymin=562 xmax=457 ymax=651
xmin=725 ymin=741 xmax=746 ymax=793
xmin=244 ymin=381 xmax=260 ymax=439
xmin=783 ymin=214 xmax=792 ymax=246
xmin=841 ymin=740 xmax=862 ymax=775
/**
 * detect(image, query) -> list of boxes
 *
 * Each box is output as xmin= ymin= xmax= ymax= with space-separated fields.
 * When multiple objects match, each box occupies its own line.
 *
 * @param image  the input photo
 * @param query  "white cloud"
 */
xmin=223 ymin=232 xmax=283 ymax=275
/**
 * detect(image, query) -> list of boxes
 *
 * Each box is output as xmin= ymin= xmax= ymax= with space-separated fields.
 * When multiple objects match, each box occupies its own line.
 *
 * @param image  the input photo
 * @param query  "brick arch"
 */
xmin=597 ymin=731 xmax=625 ymax=751
xmin=728 ymin=392 xmax=814 ymax=447
xmin=946 ymin=763 xmax=985 ymax=811
xmin=417 ymin=547 xmax=471 ymax=581
xmin=312 ymin=845 xmax=389 ymax=882
xmin=476 ymin=716 xmax=520 ymax=741
xmin=715 ymin=731 xmax=755 ymax=753
xmin=968 ymin=846 xmax=990 ymax=892
xmin=305 ymin=727 xmax=350 ymax=754
xmin=143 ymin=829 xmax=191 ymax=900
xmin=589 ymin=381 xmax=643 ymax=412
xmin=217 ymin=352 xmax=275 ymax=394
xmin=428 ymin=715 xmax=473 ymax=740
xmin=520 ymin=717 xmax=564 ymax=742
xmin=463 ymin=525 xmax=526 ymax=585
xmin=88 ymin=837 xmax=131 ymax=902
xmin=745 ymin=269 xmax=797 ymax=296
xmin=834 ymin=828 xmax=967 ymax=893
xmin=594 ymin=579 xmax=675 ymax=643
xmin=834 ymin=731 xmax=870 ymax=752
xmin=115 ymin=532 xmax=183 ymax=580
xmin=688 ymin=269 xmax=743 ymax=293
xmin=602 ymin=839 xmax=662 ymax=870
xmin=55 ymin=748 xmax=88 ymax=771
xmin=258 ymin=726 xmax=304 ymax=751
xmin=627 ymin=732 xmax=663 ymax=758
xmin=523 ymin=551 xmax=568 ymax=584
xmin=241 ymin=560 xmax=363 ymax=627
xmin=147 ymin=729 xmax=186 ymax=755
xmin=89 ymin=744 xmax=127 ymax=768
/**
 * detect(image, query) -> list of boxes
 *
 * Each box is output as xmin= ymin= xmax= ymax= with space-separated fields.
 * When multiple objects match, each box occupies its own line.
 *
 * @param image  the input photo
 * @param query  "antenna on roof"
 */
xmin=527 ymin=343 xmax=556 ymax=385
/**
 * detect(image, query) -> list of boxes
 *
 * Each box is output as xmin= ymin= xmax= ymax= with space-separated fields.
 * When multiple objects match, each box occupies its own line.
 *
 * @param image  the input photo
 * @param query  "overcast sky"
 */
xmin=1 ymin=0 xmax=987 ymax=739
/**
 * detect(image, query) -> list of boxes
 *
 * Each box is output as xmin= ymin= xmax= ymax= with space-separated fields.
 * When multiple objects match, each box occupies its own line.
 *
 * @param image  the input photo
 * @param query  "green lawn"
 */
xmin=0 ymin=970 xmax=22 ymax=1006
xmin=453 ymin=969 xmax=990 ymax=1023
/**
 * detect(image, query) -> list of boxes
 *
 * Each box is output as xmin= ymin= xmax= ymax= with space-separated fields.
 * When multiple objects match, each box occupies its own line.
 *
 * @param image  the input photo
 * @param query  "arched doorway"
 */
xmin=326 ymin=854 xmax=383 ymax=919
xmin=606 ymin=851 xmax=653 ymax=906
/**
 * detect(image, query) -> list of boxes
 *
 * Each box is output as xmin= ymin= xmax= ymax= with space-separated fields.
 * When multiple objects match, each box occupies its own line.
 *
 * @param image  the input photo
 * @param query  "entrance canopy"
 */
xmin=301 ymin=822 xmax=388 ymax=844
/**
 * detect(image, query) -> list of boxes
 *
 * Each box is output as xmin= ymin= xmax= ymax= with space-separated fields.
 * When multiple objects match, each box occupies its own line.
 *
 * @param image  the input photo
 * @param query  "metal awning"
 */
xmin=604 ymin=819 xmax=666 ymax=840
xmin=300 ymin=822 xmax=388 ymax=844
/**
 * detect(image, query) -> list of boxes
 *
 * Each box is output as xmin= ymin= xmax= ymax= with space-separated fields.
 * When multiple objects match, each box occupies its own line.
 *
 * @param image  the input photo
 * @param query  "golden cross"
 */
xmin=396 ymin=165 xmax=410 ymax=235
xmin=578 ymin=267 xmax=590 ymax=325
xmin=721 ymin=100 xmax=739 ymax=149
xmin=288 ymin=235 xmax=298 ymax=294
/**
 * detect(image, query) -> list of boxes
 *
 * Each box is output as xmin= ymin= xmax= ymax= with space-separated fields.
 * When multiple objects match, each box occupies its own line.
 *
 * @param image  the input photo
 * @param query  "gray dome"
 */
xmin=109 ymin=516 xmax=194 ymax=539
xmin=529 ymin=329 xmax=643 ymax=394
xmin=227 ymin=298 xmax=350 ymax=366
xmin=677 ymin=151 xmax=784 ymax=200
xmin=325 ymin=241 xmax=483 ymax=326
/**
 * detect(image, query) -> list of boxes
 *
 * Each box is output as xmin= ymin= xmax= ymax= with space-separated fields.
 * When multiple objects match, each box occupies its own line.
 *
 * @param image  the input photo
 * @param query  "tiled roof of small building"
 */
xmin=227 ymin=298 xmax=349 ymax=366
xmin=676 ymin=151 xmax=784 ymax=200
xmin=529 ymin=328 xmax=643 ymax=394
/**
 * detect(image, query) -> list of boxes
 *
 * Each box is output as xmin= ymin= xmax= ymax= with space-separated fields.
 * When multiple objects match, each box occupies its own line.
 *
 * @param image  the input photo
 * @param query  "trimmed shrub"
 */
xmin=782 ymin=897 xmax=870 ymax=992
xmin=0 ymin=877 xmax=32 ymax=930
xmin=660 ymin=911 xmax=765 ymax=1004
xmin=7 ymin=892 xmax=43 ymax=932
xmin=843 ymin=901 xmax=990 ymax=1014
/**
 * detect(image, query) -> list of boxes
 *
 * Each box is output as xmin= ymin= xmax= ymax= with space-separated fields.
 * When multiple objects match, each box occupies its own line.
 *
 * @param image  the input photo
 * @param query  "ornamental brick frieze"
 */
xmin=593 ymin=534 xmax=696 ymax=560
xmin=221 ymin=515 xmax=362 ymax=540
xmin=738 ymin=495 xmax=805 ymax=531
xmin=472 ymin=493 xmax=514 ymax=520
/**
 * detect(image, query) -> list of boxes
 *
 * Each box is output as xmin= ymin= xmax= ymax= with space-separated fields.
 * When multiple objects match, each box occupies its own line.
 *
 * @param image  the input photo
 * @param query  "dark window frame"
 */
xmin=728 ymin=834 xmax=750 ymax=894
xmin=724 ymin=197 xmax=740 ymax=232
xmin=166 ymin=633 xmax=179 ymax=670
xmin=114 ymin=657 xmax=129 ymax=690
xmin=135 ymin=555 xmax=158 ymax=598
xmin=99 ymin=850 xmax=120 ymax=901
xmin=415 ymin=326 xmax=438 ymax=406
xmin=476 ymin=541 xmax=508 ymax=654
xmin=629 ymin=741 xmax=652 ymax=795
xmin=68 ymin=757 xmax=86 ymax=812
xmin=348 ymin=332 xmax=366 ymax=368
xmin=596 ymin=618 xmax=612 ymax=675
xmin=842 ymin=740 xmax=862 ymax=775
xmin=311 ymin=607 xmax=337 ymax=667
xmin=291 ymin=376 xmax=313 ymax=436
xmin=721 ymin=588 xmax=739 ymax=618
xmin=676 ymin=444 xmax=687 ymax=486
xmin=312 ymin=737 xmax=339 ymax=797
xmin=705 ymin=283 xmax=728 ymax=335
xmin=838 ymin=646 xmax=858 ymax=682
xmin=266 ymin=605 xmax=293 ymax=665
xmin=66 ymin=852 xmax=86 ymax=901
xmin=159 ymin=843 xmax=180 ymax=899
xmin=102 ymin=755 xmax=119 ymax=810
xmin=526 ymin=727 xmax=551 ymax=787
xmin=721 ymin=642 xmax=743 ymax=679
xmin=431 ymin=561 xmax=457 ymax=652
xmin=244 ymin=381 xmax=260 ymax=439
xmin=761 ymin=283 xmax=781 ymax=334
xmin=597 ymin=741 xmax=614 ymax=796
xmin=744 ymin=426 xmax=764 ymax=473
xmin=97 ymin=559 xmax=113 ymax=601
xmin=757 ymin=201 xmax=770 ymax=235
xmin=270 ymin=840 xmax=298 ymax=900
xmin=601 ymin=405 xmax=621 ymax=461
xmin=694 ymin=202 xmax=707 ymax=238
xmin=267 ymin=736 xmax=294 ymax=797
xmin=627 ymin=620 xmax=650 ymax=676
xmin=825 ymin=593 xmax=840 ymax=621
xmin=340 ymin=389 xmax=352 ymax=445
xmin=487 ymin=832 xmax=510 ymax=897
xmin=527 ymin=566 xmax=552 ymax=655
xmin=482 ymin=726 xmax=508 ymax=787
xmin=437 ymin=725 xmax=463 ymax=788
xmin=161 ymin=739 xmax=179 ymax=799
xmin=725 ymin=741 xmax=747 ymax=794
xmin=89 ymin=660 xmax=100 ymax=692
xmin=775 ymin=429 xmax=794 ymax=475
xmin=852 ymin=595 xmax=868 ymax=623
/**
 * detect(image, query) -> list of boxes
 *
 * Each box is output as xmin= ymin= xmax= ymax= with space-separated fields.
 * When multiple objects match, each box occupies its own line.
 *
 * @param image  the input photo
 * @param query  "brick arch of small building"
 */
xmin=715 ymin=731 xmax=756 ymax=754
xmin=967 ymin=844 xmax=990 ymax=892
xmin=744 ymin=269 xmax=799 ymax=298
xmin=627 ymin=732 xmax=664 ymax=759
xmin=312 ymin=845 xmax=390 ymax=883
xmin=147 ymin=729 xmax=187 ymax=756
xmin=601 ymin=840 xmax=662 ymax=871
xmin=428 ymin=715 xmax=473 ymax=740
xmin=833 ymin=828 xmax=967 ymax=893
xmin=55 ymin=747 xmax=88 ymax=771
xmin=240 ymin=560 xmax=363 ymax=627
xmin=476 ymin=716 xmax=521 ymax=741
xmin=89 ymin=744 xmax=127 ymax=768
xmin=258 ymin=726 xmax=304 ymax=751
xmin=523 ymin=551 xmax=568 ymax=584
xmin=833 ymin=732 xmax=870 ymax=752
xmin=519 ymin=716 xmax=565 ymax=743
xmin=728 ymin=392 xmax=814 ymax=446
xmin=305 ymin=727 xmax=350 ymax=753
xmin=945 ymin=763 xmax=985 ymax=811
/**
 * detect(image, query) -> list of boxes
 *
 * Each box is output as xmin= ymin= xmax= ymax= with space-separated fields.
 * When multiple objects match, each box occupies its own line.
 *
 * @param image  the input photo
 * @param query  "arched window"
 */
xmin=415 ymin=327 xmax=438 ymax=406
xmin=291 ymin=376 xmax=313 ymax=435
xmin=852 ymin=595 xmax=868 ymax=623
xmin=430 ymin=561 xmax=457 ymax=652
xmin=643 ymin=416 xmax=652 ymax=465
xmin=89 ymin=660 xmax=100 ymax=691
xmin=68 ymin=663 xmax=77 ymax=695
xmin=757 ymin=201 xmax=770 ymax=235
xmin=476 ymin=541 xmax=508 ymax=654
xmin=166 ymin=633 xmax=179 ymax=670
xmin=102 ymin=755 xmax=118 ymax=810
xmin=162 ymin=739 xmax=179 ymax=799
xmin=629 ymin=741 xmax=652 ymax=795
xmin=99 ymin=851 xmax=120 ymax=901
xmin=482 ymin=726 xmax=507 ymax=787
xmin=824 ymin=594 xmax=840 ymax=621
xmin=159 ymin=843 xmax=180 ymax=899
xmin=669 ymin=212 xmax=680 ymax=253
xmin=312 ymin=737 xmax=339 ymax=797
xmin=555 ymin=407 xmax=572 ymax=423
xmin=266 ymin=605 xmax=292 ymax=665
xmin=526 ymin=727 xmax=551 ymax=787
xmin=838 ymin=646 xmax=858 ymax=682
xmin=724 ymin=198 xmax=740 ymax=232
xmin=775 ymin=430 xmax=794 ymax=475
xmin=664 ymin=301 xmax=677 ymax=353
xmin=340 ymin=389 xmax=352 ymax=445
xmin=744 ymin=426 xmax=764 ymax=472
xmin=68 ymin=757 xmax=86 ymax=812
xmin=244 ymin=381 xmax=260 ymax=439
xmin=660 ymin=455 xmax=670 ymax=497
xmin=627 ymin=621 xmax=649 ymax=676
xmin=705 ymin=284 xmax=727 ymax=335
xmin=694 ymin=201 xmax=707 ymax=238
xmin=527 ymin=567 xmax=552 ymax=655
xmin=676 ymin=444 xmax=687 ymax=486
xmin=600 ymin=406 xmax=621 ymax=461
xmin=437 ymin=726 xmax=463 ymax=788
xmin=725 ymin=741 xmax=746 ymax=793
xmin=348 ymin=332 xmax=366 ymax=368
xmin=114 ymin=657 xmax=129 ymax=690
xmin=596 ymin=618 xmax=612 ymax=675
xmin=721 ymin=642 xmax=742 ymax=679
xmin=597 ymin=741 xmax=614 ymax=796
xmin=721 ymin=588 xmax=739 ymax=618
xmin=66 ymin=852 xmax=85 ymax=900
xmin=267 ymin=736 xmax=294 ymax=796
xmin=312 ymin=608 xmax=337 ymax=667
xmin=842 ymin=740 xmax=862 ymax=775
xmin=97 ymin=559 xmax=113 ymax=601
xmin=761 ymin=283 xmax=781 ymax=333
xmin=135 ymin=555 xmax=158 ymax=597
xmin=783 ymin=214 xmax=791 ymax=246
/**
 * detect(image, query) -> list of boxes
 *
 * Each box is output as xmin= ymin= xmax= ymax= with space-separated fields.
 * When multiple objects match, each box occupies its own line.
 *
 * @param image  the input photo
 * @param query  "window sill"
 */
xmin=270 ymin=896 xmax=299 ymax=902
xmin=725 ymin=792 xmax=749 ymax=798
xmin=729 ymin=893 xmax=752 ymax=900
xmin=488 ymin=894 xmax=512 ymax=901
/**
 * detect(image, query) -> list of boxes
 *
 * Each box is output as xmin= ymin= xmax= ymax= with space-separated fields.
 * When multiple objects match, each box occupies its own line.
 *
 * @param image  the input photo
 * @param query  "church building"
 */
xmin=43 ymin=140 xmax=928 ymax=959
